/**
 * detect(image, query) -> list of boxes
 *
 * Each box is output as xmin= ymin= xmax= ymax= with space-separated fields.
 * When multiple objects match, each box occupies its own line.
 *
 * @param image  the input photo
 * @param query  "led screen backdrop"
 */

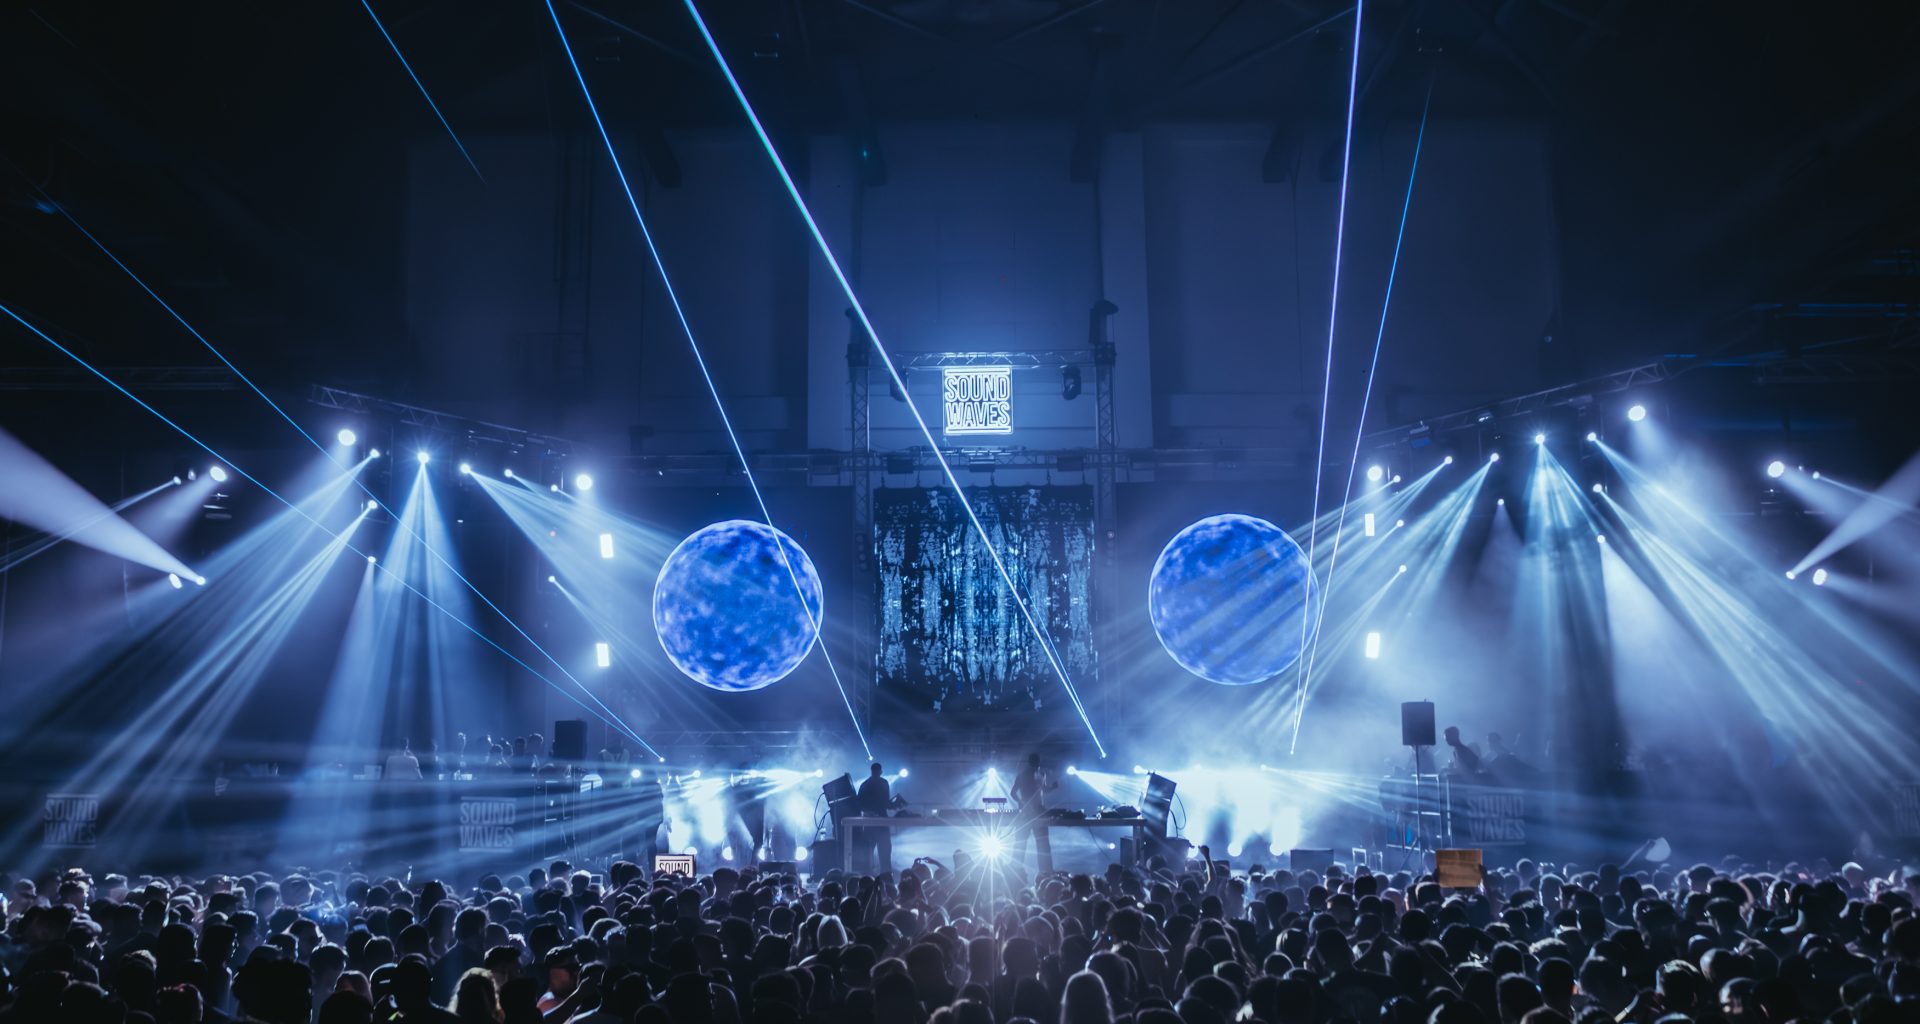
xmin=875 ymin=485 xmax=1096 ymax=711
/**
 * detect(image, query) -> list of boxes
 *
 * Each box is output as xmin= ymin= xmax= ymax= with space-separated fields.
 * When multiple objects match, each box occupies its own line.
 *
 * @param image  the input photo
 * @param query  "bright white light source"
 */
xmin=416 ymin=451 xmax=430 ymax=465
xmin=1592 ymin=483 xmax=1604 ymax=494
xmin=547 ymin=575 xmax=557 ymax=584
xmin=337 ymin=428 xmax=357 ymax=447
xmin=1785 ymin=570 xmax=1797 ymax=580
xmin=168 ymin=574 xmax=183 ymax=590
xmin=1227 ymin=842 xmax=1244 ymax=858
xmin=1186 ymin=847 xmax=1199 ymax=860
xmin=504 ymin=468 xmax=515 ymax=478
xmin=898 ymin=767 xmax=910 ymax=779
xmin=1270 ymin=842 xmax=1285 ymax=856
xmin=1397 ymin=564 xmax=1408 ymax=574
xmin=368 ymin=555 xmax=378 ymax=565
xmin=981 ymin=835 xmax=1006 ymax=860
xmin=599 ymin=533 xmax=615 ymax=559
xmin=1364 ymin=631 xmax=1382 ymax=659
xmin=1392 ymin=474 xmax=1402 ymax=484
xmin=1596 ymin=535 xmax=1607 ymax=544
xmin=986 ymin=766 xmax=998 ymax=779
xmin=1812 ymin=471 xmax=1822 ymax=480
xmin=1812 ymin=568 xmax=1829 ymax=586
xmin=594 ymin=642 xmax=611 ymax=668
xmin=208 ymin=466 xmax=229 ymax=483
xmin=1490 ymin=452 xmax=1501 ymax=463
xmin=812 ymin=768 xmax=824 ymax=777
xmin=459 ymin=462 xmax=472 ymax=475
xmin=1065 ymin=766 xmax=1079 ymax=776
xmin=1366 ymin=465 xmax=1384 ymax=483
xmin=574 ymin=473 xmax=594 ymax=491
xmin=1534 ymin=433 xmax=1546 ymax=445
xmin=193 ymin=575 xmax=206 ymax=586
xmin=172 ymin=475 xmax=183 ymax=486
xmin=1627 ymin=404 xmax=1647 ymax=422
xmin=1395 ymin=519 xmax=1405 ymax=528
xmin=550 ymin=483 xmax=560 ymax=493
xmin=1767 ymin=460 xmax=1786 ymax=478
xmin=1586 ymin=431 xmax=1598 ymax=442
xmin=1443 ymin=455 xmax=1454 ymax=466
xmin=794 ymin=846 xmax=809 ymax=862
xmin=721 ymin=846 xmax=735 ymax=862
xmin=1132 ymin=764 xmax=1147 ymax=775
xmin=1497 ymin=498 xmax=1506 ymax=507
xmin=1363 ymin=513 xmax=1376 ymax=537
xmin=369 ymin=448 xmax=381 ymax=459
xmin=367 ymin=499 xmax=379 ymax=510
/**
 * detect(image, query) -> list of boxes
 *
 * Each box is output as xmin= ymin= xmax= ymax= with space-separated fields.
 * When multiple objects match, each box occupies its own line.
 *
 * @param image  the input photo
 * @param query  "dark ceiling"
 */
xmin=3 ymin=0 xmax=1917 ymax=400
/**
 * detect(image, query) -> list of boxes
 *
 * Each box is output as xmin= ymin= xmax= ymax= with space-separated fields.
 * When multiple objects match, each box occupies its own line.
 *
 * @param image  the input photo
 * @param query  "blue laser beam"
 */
xmin=0 ymin=302 xmax=657 ymax=755
xmin=1292 ymin=76 xmax=1433 ymax=753
xmin=357 ymin=0 xmax=483 ymax=182
xmin=680 ymin=0 xmax=1105 ymax=756
xmin=543 ymin=0 xmax=871 ymax=760
xmin=1295 ymin=0 xmax=1367 ymax=707
xmin=24 ymin=183 xmax=652 ymax=756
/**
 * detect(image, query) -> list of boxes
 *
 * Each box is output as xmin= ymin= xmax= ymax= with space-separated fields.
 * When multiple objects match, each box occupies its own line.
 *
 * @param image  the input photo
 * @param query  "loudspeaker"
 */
xmin=1289 ymin=848 xmax=1336 ymax=874
xmin=551 ymin=719 xmax=587 ymax=761
xmin=1400 ymin=701 xmax=1435 ymax=747
xmin=1141 ymin=773 xmax=1178 ymax=837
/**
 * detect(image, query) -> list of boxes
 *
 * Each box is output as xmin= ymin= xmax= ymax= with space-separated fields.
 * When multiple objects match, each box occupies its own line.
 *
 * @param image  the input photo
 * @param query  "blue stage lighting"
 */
xmin=1592 ymin=483 xmax=1604 ymax=494
xmin=898 ymin=767 xmax=910 ymax=778
xmin=549 ymin=484 xmax=559 ymax=493
xmin=208 ymin=465 xmax=229 ymax=482
xmin=1628 ymin=404 xmax=1647 ymax=422
xmin=369 ymin=448 xmax=381 ymax=459
xmin=1392 ymin=474 xmax=1402 ymax=484
xmin=794 ymin=846 xmax=809 ymax=862
xmin=367 ymin=499 xmax=379 ymax=510
xmin=599 ymin=533 xmax=614 ymax=559
xmin=1397 ymin=564 xmax=1408 ymax=574
xmin=168 ymin=573 xmax=183 ymax=590
xmin=368 ymin=555 xmax=378 ymax=565
xmin=653 ymin=521 xmax=823 ymax=692
xmin=416 ymin=451 xmax=430 ymax=465
xmin=721 ymin=846 xmax=734 ymax=862
xmin=1497 ymin=498 xmax=1506 ymax=506
xmin=459 ymin=462 xmax=472 ymax=475
xmin=1596 ymin=535 xmax=1607 ymax=544
xmin=630 ymin=768 xmax=642 ymax=779
xmin=574 ymin=473 xmax=594 ymax=491
xmin=1490 ymin=452 xmax=1501 ymax=464
xmin=504 ymin=468 xmax=515 ymax=478
xmin=1066 ymin=766 xmax=1079 ymax=776
xmin=1149 ymin=514 xmax=1320 ymax=685
xmin=1443 ymin=455 xmax=1454 ymax=466
xmin=337 ymin=428 xmax=357 ymax=446
xmin=595 ymin=642 xmax=611 ymax=668
xmin=1132 ymin=764 xmax=1147 ymax=775
xmin=1534 ymin=433 xmax=1546 ymax=445
xmin=1395 ymin=519 xmax=1405 ymax=528
xmin=1767 ymin=460 xmax=1786 ymax=478
xmin=1227 ymin=841 xmax=1244 ymax=858
xmin=1586 ymin=431 xmax=1598 ymax=442
xmin=173 ymin=475 xmax=183 ymax=486
xmin=1812 ymin=568 xmax=1829 ymax=586
xmin=1364 ymin=631 xmax=1381 ymax=659
xmin=193 ymin=575 xmax=206 ymax=585
xmin=1366 ymin=465 xmax=1384 ymax=483
xmin=980 ymin=834 xmax=1006 ymax=860
xmin=1785 ymin=570 xmax=1797 ymax=580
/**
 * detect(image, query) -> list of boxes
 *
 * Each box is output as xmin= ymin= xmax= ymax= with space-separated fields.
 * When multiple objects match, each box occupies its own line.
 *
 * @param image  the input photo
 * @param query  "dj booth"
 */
xmin=835 ymin=810 xmax=1149 ymax=874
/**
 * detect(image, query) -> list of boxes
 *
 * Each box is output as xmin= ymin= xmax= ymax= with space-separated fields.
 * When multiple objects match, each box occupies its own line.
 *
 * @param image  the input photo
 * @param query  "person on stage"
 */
xmin=857 ymin=762 xmax=892 ymax=875
xmin=1009 ymin=752 xmax=1058 ymax=875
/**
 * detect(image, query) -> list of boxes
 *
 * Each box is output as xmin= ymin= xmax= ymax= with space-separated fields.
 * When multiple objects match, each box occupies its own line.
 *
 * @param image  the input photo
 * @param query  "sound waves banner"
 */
xmin=875 ymin=486 xmax=1095 ymax=711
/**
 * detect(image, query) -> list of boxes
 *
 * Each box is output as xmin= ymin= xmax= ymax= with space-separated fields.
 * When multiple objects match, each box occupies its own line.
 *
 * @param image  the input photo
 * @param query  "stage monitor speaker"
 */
xmin=551 ymin=719 xmax=587 ymax=761
xmin=759 ymin=860 xmax=797 ymax=877
xmin=1289 ymin=848 xmax=1336 ymax=874
xmin=806 ymin=841 xmax=837 ymax=875
xmin=1400 ymin=701 xmax=1435 ymax=748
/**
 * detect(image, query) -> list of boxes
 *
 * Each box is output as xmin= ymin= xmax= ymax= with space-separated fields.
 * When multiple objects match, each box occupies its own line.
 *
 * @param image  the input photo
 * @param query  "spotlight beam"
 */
xmin=21 ymin=189 xmax=642 ymax=756
xmin=0 ymin=302 xmax=658 ymax=754
xmin=355 ymin=0 xmax=484 ymax=181
xmin=543 ymin=0 xmax=870 ymax=760
xmin=0 ymin=475 xmax=181 ymax=574
xmin=0 ymin=427 xmax=197 ymax=578
xmin=1293 ymin=76 xmax=1433 ymax=752
xmin=1295 ymin=0 xmax=1368 ymax=707
xmin=679 ymin=0 xmax=1105 ymax=756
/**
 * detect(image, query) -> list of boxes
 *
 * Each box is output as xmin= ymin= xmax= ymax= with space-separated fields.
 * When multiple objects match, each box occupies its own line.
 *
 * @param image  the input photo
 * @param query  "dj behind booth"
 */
xmin=816 ymin=756 xmax=1175 ymax=877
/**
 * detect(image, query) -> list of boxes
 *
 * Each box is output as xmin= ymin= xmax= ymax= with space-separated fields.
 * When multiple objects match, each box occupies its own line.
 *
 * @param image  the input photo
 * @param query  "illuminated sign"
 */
xmin=943 ymin=366 xmax=1013 ymax=436
xmin=653 ymin=853 xmax=697 ymax=877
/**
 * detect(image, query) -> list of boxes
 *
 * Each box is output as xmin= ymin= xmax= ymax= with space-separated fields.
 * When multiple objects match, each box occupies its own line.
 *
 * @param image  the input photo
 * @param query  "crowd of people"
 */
xmin=3 ymin=844 xmax=1916 ymax=1024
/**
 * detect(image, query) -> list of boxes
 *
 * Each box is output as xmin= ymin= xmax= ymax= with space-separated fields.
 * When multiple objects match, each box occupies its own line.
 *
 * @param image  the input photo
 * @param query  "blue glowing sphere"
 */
xmin=652 ymin=520 xmax=823 ymax=692
xmin=1148 ymin=513 xmax=1322 ymax=686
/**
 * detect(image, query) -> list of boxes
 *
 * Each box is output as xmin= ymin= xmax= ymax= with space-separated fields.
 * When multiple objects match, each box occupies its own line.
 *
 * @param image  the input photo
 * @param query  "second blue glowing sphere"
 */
xmin=1148 ymin=513 xmax=1321 ymax=685
xmin=652 ymin=520 xmax=823 ymax=692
